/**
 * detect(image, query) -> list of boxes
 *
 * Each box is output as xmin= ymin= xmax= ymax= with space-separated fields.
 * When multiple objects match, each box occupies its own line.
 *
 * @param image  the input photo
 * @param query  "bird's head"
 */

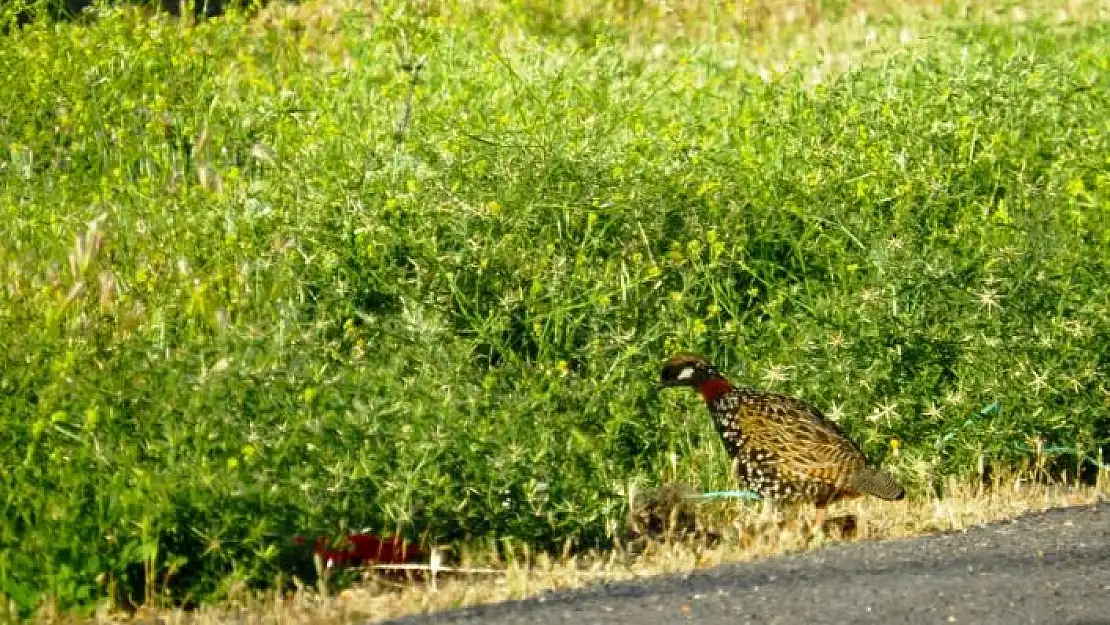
xmin=658 ymin=353 xmax=723 ymax=390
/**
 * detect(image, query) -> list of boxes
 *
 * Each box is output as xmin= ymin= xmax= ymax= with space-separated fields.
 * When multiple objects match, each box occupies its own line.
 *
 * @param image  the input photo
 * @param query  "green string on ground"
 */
xmin=689 ymin=490 xmax=763 ymax=502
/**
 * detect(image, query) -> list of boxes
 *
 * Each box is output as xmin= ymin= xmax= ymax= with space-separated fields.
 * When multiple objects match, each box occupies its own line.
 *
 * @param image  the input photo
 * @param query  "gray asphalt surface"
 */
xmin=385 ymin=503 xmax=1110 ymax=625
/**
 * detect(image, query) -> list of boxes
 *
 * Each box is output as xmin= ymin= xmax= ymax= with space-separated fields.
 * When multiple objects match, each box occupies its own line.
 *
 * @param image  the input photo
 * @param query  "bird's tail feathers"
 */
xmin=849 ymin=466 xmax=905 ymax=500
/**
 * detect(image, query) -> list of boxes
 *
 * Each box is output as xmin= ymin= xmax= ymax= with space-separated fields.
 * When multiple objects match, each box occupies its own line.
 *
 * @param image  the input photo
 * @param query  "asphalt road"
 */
xmin=385 ymin=503 xmax=1110 ymax=625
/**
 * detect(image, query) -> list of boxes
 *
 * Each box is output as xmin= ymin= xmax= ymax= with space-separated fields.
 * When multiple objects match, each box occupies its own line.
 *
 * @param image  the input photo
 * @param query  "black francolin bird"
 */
xmin=658 ymin=353 xmax=905 ymax=528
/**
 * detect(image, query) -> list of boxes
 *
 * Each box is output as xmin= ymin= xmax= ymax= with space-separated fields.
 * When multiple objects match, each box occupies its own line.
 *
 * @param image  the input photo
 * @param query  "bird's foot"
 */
xmin=814 ymin=514 xmax=859 ymax=539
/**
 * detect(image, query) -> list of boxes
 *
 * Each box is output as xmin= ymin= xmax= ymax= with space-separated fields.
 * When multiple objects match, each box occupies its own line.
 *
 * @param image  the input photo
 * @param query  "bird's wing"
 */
xmin=736 ymin=391 xmax=866 ymax=487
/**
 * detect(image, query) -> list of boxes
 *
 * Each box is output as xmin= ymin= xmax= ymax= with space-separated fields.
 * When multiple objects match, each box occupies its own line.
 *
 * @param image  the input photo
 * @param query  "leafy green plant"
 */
xmin=1 ymin=0 xmax=1107 ymax=613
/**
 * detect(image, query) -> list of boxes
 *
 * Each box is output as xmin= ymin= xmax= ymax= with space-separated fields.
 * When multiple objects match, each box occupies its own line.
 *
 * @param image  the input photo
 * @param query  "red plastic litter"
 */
xmin=294 ymin=533 xmax=424 ymax=567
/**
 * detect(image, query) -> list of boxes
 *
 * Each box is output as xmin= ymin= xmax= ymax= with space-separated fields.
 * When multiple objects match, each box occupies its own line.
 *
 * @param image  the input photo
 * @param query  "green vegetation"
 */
xmin=1 ymin=0 xmax=1108 ymax=615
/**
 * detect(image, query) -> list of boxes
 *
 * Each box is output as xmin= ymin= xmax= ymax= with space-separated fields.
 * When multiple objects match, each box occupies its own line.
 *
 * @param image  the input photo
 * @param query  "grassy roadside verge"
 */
xmin=2 ymin=0 xmax=1109 ymax=617
xmin=87 ymin=480 xmax=1109 ymax=624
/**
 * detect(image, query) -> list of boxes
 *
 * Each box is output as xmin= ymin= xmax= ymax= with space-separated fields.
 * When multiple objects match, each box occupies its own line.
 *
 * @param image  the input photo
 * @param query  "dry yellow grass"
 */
xmin=76 ymin=476 xmax=1106 ymax=625
xmin=243 ymin=0 xmax=1109 ymax=104
xmin=248 ymin=0 xmax=1110 ymax=61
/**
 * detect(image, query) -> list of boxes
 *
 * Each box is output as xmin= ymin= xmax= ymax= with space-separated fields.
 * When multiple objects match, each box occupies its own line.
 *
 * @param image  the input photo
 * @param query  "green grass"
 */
xmin=1 ymin=0 xmax=1109 ymax=615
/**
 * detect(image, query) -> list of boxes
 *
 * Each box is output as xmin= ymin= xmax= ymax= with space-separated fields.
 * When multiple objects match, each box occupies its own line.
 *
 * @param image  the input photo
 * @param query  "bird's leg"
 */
xmin=759 ymin=497 xmax=778 ymax=524
xmin=813 ymin=504 xmax=827 ymax=530
xmin=811 ymin=492 xmax=833 ymax=532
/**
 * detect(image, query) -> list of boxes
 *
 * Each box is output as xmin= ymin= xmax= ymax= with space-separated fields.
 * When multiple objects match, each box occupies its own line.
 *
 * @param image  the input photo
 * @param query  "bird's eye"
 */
xmin=676 ymin=366 xmax=696 ymax=381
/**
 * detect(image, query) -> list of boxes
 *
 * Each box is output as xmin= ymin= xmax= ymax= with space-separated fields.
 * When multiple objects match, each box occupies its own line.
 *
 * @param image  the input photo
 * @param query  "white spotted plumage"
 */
xmin=660 ymin=353 xmax=906 ymax=522
xmin=709 ymin=387 xmax=845 ymax=504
